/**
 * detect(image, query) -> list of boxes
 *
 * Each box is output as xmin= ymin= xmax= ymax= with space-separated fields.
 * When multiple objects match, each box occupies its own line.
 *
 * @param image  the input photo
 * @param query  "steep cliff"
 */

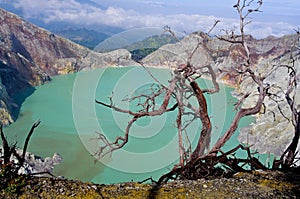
xmin=0 ymin=76 xmax=13 ymax=125
xmin=0 ymin=8 xmax=138 ymax=125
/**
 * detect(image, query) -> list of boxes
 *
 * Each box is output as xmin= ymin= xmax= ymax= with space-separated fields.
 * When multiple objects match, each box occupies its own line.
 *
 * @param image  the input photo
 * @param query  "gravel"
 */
xmin=1 ymin=170 xmax=299 ymax=198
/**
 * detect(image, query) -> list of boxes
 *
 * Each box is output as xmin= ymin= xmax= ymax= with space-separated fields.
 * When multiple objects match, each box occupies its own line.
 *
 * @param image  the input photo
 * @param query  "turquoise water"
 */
xmin=4 ymin=67 xmax=253 ymax=184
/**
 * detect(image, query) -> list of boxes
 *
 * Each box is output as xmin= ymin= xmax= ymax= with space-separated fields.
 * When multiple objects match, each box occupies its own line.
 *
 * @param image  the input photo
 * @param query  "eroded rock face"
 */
xmin=0 ymin=8 xmax=138 ymax=124
xmin=0 ymin=77 xmax=13 ymax=125
xmin=143 ymin=32 xmax=297 ymax=85
xmin=237 ymin=58 xmax=300 ymax=158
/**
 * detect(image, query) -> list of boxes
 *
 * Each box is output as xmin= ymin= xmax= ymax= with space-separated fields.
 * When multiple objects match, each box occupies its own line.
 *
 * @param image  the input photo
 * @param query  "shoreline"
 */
xmin=82 ymin=65 xmax=239 ymax=88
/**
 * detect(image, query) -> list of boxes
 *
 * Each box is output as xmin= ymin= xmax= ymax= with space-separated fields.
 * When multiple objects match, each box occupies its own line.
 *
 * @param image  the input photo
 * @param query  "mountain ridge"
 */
xmin=142 ymin=31 xmax=298 ymax=85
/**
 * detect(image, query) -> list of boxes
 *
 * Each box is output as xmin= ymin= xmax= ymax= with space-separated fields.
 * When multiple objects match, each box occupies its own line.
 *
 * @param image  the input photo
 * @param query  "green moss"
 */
xmin=258 ymin=179 xmax=294 ymax=192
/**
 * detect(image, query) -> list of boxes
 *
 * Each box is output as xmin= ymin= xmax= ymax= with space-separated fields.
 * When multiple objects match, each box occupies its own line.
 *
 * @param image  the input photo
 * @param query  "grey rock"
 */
xmin=0 ymin=146 xmax=62 ymax=174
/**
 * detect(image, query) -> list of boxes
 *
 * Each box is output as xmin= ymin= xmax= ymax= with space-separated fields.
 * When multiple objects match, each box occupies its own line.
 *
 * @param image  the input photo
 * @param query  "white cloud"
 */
xmin=140 ymin=0 xmax=165 ymax=7
xmin=245 ymin=22 xmax=296 ymax=38
xmin=11 ymin=0 xmax=297 ymax=38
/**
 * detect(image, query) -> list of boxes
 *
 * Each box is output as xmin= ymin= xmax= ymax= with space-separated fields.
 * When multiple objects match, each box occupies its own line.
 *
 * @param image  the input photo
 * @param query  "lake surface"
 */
xmin=4 ymin=67 xmax=254 ymax=184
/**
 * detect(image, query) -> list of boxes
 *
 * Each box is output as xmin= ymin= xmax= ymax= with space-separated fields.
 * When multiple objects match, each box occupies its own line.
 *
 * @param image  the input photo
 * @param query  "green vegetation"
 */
xmin=127 ymin=34 xmax=180 ymax=61
xmin=126 ymin=34 xmax=179 ymax=51
xmin=130 ymin=48 xmax=157 ymax=61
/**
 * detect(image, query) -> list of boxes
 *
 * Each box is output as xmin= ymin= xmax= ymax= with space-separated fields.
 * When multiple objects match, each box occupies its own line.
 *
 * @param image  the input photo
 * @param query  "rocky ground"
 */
xmin=1 ymin=170 xmax=299 ymax=199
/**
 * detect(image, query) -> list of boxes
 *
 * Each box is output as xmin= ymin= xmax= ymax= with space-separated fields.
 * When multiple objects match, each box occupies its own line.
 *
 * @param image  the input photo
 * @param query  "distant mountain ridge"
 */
xmin=125 ymin=34 xmax=179 ymax=51
xmin=126 ymin=34 xmax=180 ymax=61
xmin=0 ymin=8 xmax=138 ymax=125
xmin=53 ymin=28 xmax=110 ymax=49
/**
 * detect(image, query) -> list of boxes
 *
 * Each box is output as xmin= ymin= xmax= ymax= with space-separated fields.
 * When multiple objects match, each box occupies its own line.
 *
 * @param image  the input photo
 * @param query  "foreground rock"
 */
xmin=1 ymin=170 xmax=299 ymax=198
xmin=0 ymin=147 xmax=62 ymax=175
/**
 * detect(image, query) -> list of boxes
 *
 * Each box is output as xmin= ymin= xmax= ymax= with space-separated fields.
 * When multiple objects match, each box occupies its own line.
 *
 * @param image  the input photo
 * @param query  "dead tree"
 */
xmin=94 ymin=0 xmax=298 ymax=180
xmin=95 ymin=38 xmax=220 ymax=165
xmin=281 ymin=65 xmax=300 ymax=168
xmin=211 ymin=0 xmax=265 ymax=154
xmin=269 ymin=32 xmax=300 ymax=169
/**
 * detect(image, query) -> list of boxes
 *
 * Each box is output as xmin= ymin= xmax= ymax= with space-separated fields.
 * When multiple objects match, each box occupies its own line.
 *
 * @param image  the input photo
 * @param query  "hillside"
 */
xmin=126 ymin=34 xmax=180 ymax=61
xmin=126 ymin=34 xmax=179 ymax=51
xmin=143 ymin=31 xmax=297 ymax=85
xmin=53 ymin=28 xmax=109 ymax=49
xmin=0 ymin=8 xmax=138 ymax=125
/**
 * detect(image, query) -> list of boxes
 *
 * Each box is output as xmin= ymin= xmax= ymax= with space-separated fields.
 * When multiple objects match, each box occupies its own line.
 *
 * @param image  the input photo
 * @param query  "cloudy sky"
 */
xmin=1 ymin=0 xmax=299 ymax=38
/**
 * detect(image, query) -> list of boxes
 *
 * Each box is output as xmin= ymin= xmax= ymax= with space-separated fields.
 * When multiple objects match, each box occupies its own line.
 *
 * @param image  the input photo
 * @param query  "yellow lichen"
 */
xmin=258 ymin=179 xmax=294 ymax=192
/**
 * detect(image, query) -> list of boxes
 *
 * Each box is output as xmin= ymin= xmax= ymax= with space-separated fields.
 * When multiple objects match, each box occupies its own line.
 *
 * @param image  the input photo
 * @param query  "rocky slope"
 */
xmin=143 ymin=31 xmax=297 ymax=85
xmin=0 ymin=76 xmax=13 ymax=124
xmin=0 ymin=8 xmax=138 ymax=125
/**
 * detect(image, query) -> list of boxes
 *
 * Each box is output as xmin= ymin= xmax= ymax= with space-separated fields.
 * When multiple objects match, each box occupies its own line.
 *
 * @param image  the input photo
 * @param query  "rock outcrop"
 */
xmin=0 ymin=77 xmax=13 ymax=125
xmin=0 ymin=8 xmax=138 ymax=125
xmin=0 ymin=146 xmax=62 ymax=174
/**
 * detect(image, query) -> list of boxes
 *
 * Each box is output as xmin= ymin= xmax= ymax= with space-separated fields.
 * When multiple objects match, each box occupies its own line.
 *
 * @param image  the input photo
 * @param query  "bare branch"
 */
xmin=20 ymin=120 xmax=41 ymax=165
xmin=210 ymin=65 xmax=269 ymax=154
xmin=1 ymin=124 xmax=11 ymax=164
xmin=200 ymin=65 xmax=220 ymax=94
xmin=233 ymin=92 xmax=250 ymax=110
xmin=95 ymin=78 xmax=178 ymax=157
xmin=163 ymin=25 xmax=181 ymax=42
xmin=94 ymin=116 xmax=138 ymax=158
xmin=208 ymin=20 xmax=221 ymax=35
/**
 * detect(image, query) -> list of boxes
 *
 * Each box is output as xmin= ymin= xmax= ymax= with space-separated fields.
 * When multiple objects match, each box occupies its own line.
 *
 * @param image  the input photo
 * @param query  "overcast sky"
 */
xmin=1 ymin=0 xmax=299 ymax=38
